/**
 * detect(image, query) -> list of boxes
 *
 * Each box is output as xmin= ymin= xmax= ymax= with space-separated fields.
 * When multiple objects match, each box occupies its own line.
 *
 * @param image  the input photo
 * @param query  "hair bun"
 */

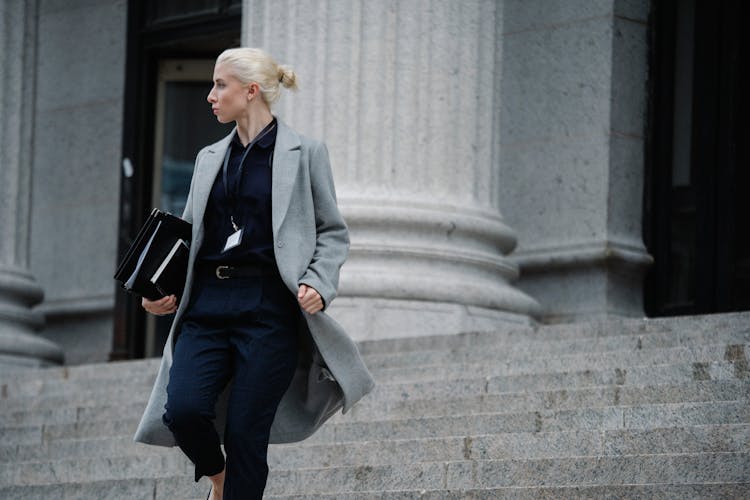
xmin=277 ymin=65 xmax=298 ymax=90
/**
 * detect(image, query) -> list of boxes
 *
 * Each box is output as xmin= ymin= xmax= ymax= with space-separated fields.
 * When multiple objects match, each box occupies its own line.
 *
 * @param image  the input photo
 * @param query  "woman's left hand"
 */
xmin=297 ymin=284 xmax=323 ymax=314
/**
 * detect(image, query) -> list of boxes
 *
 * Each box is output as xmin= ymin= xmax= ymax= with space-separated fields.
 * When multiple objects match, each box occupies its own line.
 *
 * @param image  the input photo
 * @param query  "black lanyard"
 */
xmin=221 ymin=120 xmax=276 ymax=231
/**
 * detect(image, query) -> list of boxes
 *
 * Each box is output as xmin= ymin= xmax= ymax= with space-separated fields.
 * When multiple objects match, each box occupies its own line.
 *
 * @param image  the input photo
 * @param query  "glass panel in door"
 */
xmin=147 ymin=59 xmax=233 ymax=356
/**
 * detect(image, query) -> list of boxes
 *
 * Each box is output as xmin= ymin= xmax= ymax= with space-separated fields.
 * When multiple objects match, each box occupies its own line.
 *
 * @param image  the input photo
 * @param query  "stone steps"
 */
xmin=354 ymin=310 xmax=750 ymax=354
xmin=0 ymin=324 xmax=736 ymax=400
xmin=3 ymin=311 xmax=746 ymax=390
xmin=2 ymin=443 xmax=747 ymax=487
xmin=267 ymin=453 xmax=747 ymax=494
xmin=0 ymin=368 xmax=744 ymax=427
xmin=361 ymin=370 xmax=744 ymax=411
xmin=372 ymin=357 xmax=742 ymax=388
xmin=0 ymin=375 xmax=744 ymax=428
xmin=362 ymin=341 xmax=748 ymax=371
xmin=364 ymin=327 xmax=750 ymax=365
xmin=2 ymin=476 xmax=748 ymax=500
xmin=0 ymin=325 xmax=739 ymax=398
xmin=0 ymin=311 xmax=748 ymax=497
xmin=0 ymin=312 xmax=750 ymax=388
xmin=1 ymin=452 xmax=746 ymax=493
xmin=265 ymin=483 xmax=750 ymax=500
xmin=346 ymin=379 xmax=748 ymax=422
xmin=0 ymin=358 xmax=159 ymax=385
xmin=1 ymin=356 xmax=743 ymax=418
xmin=2 ymin=422 xmax=748 ymax=469
xmin=1 ymin=339 xmax=745 ymax=413
xmin=309 ymin=400 xmax=750 ymax=443
xmin=2 ymin=398 xmax=746 ymax=449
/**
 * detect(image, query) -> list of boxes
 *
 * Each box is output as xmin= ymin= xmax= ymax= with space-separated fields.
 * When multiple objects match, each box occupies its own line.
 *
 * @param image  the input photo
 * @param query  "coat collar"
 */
xmin=203 ymin=115 xmax=301 ymax=155
xmin=191 ymin=116 xmax=302 ymax=241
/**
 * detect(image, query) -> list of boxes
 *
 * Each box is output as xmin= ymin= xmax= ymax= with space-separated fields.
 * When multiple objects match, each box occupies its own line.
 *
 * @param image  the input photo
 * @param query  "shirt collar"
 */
xmin=231 ymin=117 xmax=277 ymax=150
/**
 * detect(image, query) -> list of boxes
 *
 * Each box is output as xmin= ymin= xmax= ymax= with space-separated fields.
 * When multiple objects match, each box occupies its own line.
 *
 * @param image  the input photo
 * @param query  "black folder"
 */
xmin=114 ymin=208 xmax=192 ymax=301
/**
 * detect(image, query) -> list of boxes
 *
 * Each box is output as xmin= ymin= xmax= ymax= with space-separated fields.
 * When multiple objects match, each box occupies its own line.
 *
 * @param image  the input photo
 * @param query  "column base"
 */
xmin=328 ymin=296 xmax=538 ymax=342
xmin=335 ymin=198 xmax=543 ymax=341
xmin=510 ymin=239 xmax=654 ymax=324
xmin=0 ymin=266 xmax=64 ymax=366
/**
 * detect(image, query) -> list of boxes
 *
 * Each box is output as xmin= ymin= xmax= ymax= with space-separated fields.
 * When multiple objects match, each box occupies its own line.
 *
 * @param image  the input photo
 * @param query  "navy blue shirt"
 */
xmin=198 ymin=118 xmax=277 ymax=266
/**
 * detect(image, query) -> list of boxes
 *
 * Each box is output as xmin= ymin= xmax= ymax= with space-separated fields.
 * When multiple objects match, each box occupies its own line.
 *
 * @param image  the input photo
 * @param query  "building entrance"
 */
xmin=113 ymin=0 xmax=240 ymax=360
xmin=645 ymin=0 xmax=749 ymax=316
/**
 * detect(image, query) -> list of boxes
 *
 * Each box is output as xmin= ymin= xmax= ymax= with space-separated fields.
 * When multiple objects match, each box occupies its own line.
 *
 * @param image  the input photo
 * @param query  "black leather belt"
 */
xmin=196 ymin=263 xmax=278 ymax=280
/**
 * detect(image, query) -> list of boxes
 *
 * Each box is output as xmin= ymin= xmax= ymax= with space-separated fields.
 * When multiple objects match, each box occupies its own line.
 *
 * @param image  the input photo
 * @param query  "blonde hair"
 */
xmin=216 ymin=47 xmax=298 ymax=106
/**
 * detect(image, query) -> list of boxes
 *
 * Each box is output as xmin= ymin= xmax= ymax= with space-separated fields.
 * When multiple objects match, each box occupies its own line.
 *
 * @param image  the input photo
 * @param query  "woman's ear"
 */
xmin=247 ymin=82 xmax=258 ymax=101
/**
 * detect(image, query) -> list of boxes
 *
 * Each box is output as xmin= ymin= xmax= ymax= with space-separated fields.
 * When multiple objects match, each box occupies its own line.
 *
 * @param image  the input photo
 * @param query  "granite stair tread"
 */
xmin=264 ymin=483 xmax=750 ymax=500
xmin=2 ymin=399 xmax=747 ymax=447
xmin=360 ymin=327 xmax=750 ymax=364
xmin=2 ymin=476 xmax=747 ymax=500
xmin=2 ymin=423 xmax=748 ymax=468
xmin=354 ymin=310 xmax=750 ymax=354
xmin=1 ymin=449 xmax=747 ymax=487
xmin=361 ymin=341 xmax=749 ymax=371
xmin=4 ymin=378 xmax=748 ymax=424
xmin=1 ymin=376 xmax=745 ymax=427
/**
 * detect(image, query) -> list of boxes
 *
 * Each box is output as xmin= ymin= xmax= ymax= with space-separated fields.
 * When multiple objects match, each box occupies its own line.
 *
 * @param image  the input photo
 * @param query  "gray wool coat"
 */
xmin=133 ymin=116 xmax=375 ymax=446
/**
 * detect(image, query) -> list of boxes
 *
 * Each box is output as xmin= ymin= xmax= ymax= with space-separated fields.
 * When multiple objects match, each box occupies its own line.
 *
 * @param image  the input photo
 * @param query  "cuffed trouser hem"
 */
xmin=161 ymin=411 xmax=226 ymax=484
xmin=195 ymin=460 xmax=225 ymax=483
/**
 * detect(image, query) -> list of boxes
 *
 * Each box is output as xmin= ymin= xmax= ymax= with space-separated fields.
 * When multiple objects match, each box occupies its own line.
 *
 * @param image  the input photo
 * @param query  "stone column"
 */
xmin=243 ymin=0 xmax=541 ymax=340
xmin=0 ymin=0 xmax=64 ymax=367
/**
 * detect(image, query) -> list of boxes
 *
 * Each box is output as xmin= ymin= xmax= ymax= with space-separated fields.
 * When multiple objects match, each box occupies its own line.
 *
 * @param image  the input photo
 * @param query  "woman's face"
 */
xmin=207 ymin=63 xmax=251 ymax=123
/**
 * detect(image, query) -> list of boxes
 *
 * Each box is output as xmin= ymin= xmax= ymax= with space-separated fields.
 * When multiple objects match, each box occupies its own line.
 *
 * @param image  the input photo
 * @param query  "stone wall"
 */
xmin=498 ymin=0 xmax=653 ymax=322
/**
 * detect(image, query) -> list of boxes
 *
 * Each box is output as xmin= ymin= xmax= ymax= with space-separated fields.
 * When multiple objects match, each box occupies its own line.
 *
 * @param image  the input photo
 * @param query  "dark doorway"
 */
xmin=112 ymin=0 xmax=241 ymax=360
xmin=644 ymin=0 xmax=749 ymax=317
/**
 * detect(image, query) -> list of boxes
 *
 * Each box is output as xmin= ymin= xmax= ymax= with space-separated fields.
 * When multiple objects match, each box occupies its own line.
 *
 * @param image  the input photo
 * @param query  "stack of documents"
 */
xmin=114 ymin=208 xmax=192 ymax=300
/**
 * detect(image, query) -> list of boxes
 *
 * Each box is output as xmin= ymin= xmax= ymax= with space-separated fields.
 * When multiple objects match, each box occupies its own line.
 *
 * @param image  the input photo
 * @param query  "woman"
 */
xmin=134 ymin=47 xmax=374 ymax=500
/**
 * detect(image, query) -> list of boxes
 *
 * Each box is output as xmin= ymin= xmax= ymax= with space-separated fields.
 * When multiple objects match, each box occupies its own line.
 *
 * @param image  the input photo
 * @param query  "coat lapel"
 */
xmin=189 ymin=116 xmax=301 ymax=243
xmin=271 ymin=117 xmax=301 ymax=235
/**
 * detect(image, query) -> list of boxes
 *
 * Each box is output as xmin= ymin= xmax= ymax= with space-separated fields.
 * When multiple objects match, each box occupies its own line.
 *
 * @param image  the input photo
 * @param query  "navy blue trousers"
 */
xmin=162 ymin=268 xmax=299 ymax=499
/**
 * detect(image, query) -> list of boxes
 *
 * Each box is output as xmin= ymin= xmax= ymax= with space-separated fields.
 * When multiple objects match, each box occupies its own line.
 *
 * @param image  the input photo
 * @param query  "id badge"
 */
xmin=222 ymin=227 xmax=244 ymax=253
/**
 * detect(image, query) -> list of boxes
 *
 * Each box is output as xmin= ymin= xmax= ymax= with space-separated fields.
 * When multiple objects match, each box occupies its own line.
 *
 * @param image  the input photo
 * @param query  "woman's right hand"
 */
xmin=142 ymin=295 xmax=178 ymax=316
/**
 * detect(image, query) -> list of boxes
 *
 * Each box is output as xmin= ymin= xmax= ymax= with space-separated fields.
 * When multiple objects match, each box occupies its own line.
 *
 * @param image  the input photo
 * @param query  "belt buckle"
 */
xmin=216 ymin=265 xmax=231 ymax=279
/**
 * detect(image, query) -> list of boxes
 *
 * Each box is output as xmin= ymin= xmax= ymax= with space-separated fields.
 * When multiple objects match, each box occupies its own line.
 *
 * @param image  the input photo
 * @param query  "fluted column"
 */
xmin=0 ymin=0 xmax=64 ymax=366
xmin=243 ymin=0 xmax=541 ymax=339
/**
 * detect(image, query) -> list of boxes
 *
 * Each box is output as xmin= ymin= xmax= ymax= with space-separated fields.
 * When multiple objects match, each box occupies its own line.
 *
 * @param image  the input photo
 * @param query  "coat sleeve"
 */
xmin=298 ymin=141 xmax=350 ymax=311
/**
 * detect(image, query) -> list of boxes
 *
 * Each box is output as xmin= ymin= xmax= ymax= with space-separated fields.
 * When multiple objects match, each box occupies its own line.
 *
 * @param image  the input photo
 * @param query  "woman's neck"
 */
xmin=235 ymin=107 xmax=274 ymax=147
